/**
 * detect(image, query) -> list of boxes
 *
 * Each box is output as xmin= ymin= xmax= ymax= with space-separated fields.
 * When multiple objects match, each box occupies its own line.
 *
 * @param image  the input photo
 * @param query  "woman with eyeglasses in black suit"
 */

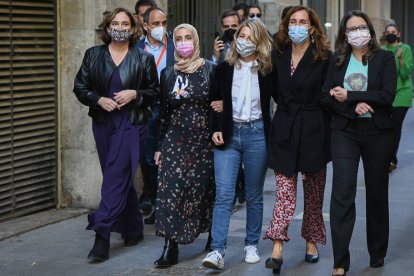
xmin=320 ymin=10 xmax=397 ymax=275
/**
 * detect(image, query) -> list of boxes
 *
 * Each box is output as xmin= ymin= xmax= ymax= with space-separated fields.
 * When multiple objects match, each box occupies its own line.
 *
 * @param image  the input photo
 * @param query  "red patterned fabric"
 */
xmin=263 ymin=169 xmax=327 ymax=244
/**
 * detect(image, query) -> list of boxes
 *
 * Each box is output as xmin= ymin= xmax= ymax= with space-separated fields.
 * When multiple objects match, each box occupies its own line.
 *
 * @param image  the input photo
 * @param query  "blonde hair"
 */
xmin=173 ymin=23 xmax=205 ymax=74
xmin=226 ymin=19 xmax=273 ymax=75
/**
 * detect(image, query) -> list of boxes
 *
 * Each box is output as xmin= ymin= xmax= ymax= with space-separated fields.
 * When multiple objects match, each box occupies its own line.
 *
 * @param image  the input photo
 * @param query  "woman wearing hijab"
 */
xmin=73 ymin=8 xmax=159 ymax=261
xmin=202 ymin=19 xmax=273 ymax=270
xmin=153 ymin=23 xmax=216 ymax=268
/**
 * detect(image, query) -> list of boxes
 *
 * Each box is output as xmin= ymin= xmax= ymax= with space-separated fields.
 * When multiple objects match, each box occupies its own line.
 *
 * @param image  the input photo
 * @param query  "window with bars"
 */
xmin=0 ymin=0 xmax=57 ymax=221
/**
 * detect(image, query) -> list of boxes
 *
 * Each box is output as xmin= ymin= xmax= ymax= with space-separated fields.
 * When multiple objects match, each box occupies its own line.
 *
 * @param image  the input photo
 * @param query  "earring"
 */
xmin=311 ymin=34 xmax=314 ymax=43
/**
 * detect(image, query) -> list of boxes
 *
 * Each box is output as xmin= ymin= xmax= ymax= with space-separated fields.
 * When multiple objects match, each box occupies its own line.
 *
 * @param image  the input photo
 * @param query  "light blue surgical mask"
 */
xmin=288 ymin=26 xmax=310 ymax=45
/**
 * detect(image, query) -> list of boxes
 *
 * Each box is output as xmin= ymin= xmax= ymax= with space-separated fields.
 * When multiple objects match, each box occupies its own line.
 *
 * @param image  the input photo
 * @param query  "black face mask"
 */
xmin=385 ymin=33 xmax=398 ymax=43
xmin=221 ymin=28 xmax=237 ymax=44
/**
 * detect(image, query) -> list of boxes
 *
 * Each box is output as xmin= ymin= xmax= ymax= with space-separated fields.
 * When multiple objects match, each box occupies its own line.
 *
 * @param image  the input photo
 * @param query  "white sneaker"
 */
xmin=244 ymin=245 xmax=260 ymax=263
xmin=202 ymin=250 xmax=224 ymax=269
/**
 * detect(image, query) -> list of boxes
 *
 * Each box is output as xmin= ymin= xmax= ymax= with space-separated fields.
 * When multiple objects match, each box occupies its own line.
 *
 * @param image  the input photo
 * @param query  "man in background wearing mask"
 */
xmin=136 ymin=7 xmax=174 ymax=225
xmin=212 ymin=9 xmax=241 ymax=64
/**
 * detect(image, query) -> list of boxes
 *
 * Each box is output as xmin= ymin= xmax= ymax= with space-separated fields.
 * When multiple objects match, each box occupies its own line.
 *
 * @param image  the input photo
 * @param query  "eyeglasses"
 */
xmin=346 ymin=25 xmax=369 ymax=34
xmin=249 ymin=13 xmax=262 ymax=18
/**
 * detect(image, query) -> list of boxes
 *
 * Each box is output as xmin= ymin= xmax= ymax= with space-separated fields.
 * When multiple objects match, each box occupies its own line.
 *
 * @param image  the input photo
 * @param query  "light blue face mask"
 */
xmin=288 ymin=26 xmax=310 ymax=45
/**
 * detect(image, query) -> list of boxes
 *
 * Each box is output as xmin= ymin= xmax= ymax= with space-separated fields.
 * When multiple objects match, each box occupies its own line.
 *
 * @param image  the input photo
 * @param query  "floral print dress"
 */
xmin=155 ymin=64 xmax=215 ymax=244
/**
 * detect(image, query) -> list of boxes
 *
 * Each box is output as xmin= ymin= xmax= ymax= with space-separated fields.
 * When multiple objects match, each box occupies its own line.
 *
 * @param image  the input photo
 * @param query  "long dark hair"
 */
xmin=275 ymin=6 xmax=331 ymax=62
xmin=335 ymin=10 xmax=379 ymax=67
xmin=97 ymin=7 xmax=139 ymax=46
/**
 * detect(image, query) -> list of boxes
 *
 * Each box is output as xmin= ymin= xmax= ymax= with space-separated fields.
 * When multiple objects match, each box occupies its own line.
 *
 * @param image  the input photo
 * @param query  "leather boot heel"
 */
xmin=88 ymin=233 xmax=110 ymax=262
xmin=154 ymin=239 xmax=179 ymax=268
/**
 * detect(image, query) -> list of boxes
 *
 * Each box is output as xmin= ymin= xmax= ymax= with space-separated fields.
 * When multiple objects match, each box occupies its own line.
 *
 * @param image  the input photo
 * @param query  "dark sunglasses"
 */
xmin=249 ymin=13 xmax=262 ymax=18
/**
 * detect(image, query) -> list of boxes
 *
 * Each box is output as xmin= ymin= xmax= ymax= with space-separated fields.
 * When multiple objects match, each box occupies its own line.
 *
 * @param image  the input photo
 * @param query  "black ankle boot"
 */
xmin=88 ymin=233 xmax=110 ymax=261
xmin=154 ymin=238 xmax=179 ymax=268
xmin=205 ymin=231 xmax=212 ymax=252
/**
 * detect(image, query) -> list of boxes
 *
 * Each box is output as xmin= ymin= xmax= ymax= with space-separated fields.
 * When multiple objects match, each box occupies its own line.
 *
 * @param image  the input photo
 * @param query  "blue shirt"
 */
xmin=144 ymin=36 xmax=167 ymax=81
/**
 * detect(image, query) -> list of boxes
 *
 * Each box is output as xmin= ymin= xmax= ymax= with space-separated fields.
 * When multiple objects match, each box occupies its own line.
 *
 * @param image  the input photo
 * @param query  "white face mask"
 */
xmin=149 ymin=26 xmax=166 ymax=42
xmin=346 ymin=29 xmax=371 ymax=49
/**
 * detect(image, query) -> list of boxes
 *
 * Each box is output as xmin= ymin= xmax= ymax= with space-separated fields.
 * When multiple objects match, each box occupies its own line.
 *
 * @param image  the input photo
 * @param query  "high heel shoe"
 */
xmin=370 ymin=258 xmax=384 ymax=268
xmin=305 ymin=242 xmax=319 ymax=263
xmin=265 ymin=257 xmax=283 ymax=274
xmin=154 ymin=238 xmax=179 ymax=268
xmin=305 ymin=253 xmax=319 ymax=263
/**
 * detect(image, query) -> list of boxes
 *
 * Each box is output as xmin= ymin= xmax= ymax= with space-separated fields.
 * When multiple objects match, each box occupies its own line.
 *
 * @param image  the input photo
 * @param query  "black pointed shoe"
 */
xmin=88 ymin=233 xmax=110 ymax=262
xmin=124 ymin=233 xmax=144 ymax=246
xmin=305 ymin=252 xmax=319 ymax=263
xmin=154 ymin=239 xmax=179 ymax=268
xmin=265 ymin=257 xmax=283 ymax=274
xmin=370 ymin=258 xmax=384 ymax=268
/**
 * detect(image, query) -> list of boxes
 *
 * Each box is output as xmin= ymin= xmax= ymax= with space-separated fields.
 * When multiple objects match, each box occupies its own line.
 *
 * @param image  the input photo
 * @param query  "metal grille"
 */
xmin=343 ymin=0 xmax=361 ymax=13
xmin=0 ymin=0 xmax=57 ymax=221
xmin=308 ymin=0 xmax=327 ymax=25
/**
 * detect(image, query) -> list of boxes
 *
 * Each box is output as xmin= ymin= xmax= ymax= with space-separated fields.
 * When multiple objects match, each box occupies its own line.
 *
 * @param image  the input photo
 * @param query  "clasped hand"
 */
xmin=330 ymin=86 xmax=347 ymax=102
xmin=98 ymin=89 xmax=137 ymax=112
xmin=355 ymin=102 xmax=374 ymax=115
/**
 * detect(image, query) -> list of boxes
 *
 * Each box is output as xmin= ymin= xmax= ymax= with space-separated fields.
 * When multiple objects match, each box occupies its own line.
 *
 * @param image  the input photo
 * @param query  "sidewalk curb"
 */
xmin=0 ymin=208 xmax=89 ymax=241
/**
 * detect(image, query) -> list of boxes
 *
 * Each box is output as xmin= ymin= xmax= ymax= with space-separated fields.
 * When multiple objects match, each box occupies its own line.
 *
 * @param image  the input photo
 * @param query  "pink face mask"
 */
xmin=346 ymin=29 xmax=371 ymax=49
xmin=176 ymin=41 xmax=194 ymax=58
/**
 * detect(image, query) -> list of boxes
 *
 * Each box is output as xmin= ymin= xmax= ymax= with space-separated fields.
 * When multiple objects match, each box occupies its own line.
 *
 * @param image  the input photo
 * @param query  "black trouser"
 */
xmin=329 ymin=119 xmax=393 ymax=271
xmin=391 ymin=107 xmax=409 ymax=164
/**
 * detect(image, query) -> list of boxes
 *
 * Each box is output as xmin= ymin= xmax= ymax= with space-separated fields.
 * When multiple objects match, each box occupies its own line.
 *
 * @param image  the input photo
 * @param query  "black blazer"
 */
xmin=320 ymin=49 xmax=397 ymax=130
xmin=73 ymin=45 xmax=159 ymax=125
xmin=210 ymin=61 xmax=272 ymax=149
xmin=268 ymin=44 xmax=331 ymax=176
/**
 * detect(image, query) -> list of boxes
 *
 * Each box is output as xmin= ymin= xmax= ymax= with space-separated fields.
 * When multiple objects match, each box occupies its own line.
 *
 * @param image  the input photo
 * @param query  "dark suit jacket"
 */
xmin=136 ymin=36 xmax=175 ymax=68
xmin=210 ymin=61 xmax=272 ymax=149
xmin=268 ymin=44 xmax=331 ymax=176
xmin=320 ymin=49 xmax=397 ymax=130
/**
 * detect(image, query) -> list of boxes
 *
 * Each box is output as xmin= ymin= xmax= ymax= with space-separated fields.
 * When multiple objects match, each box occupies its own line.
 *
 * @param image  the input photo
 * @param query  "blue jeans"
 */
xmin=211 ymin=119 xmax=268 ymax=255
